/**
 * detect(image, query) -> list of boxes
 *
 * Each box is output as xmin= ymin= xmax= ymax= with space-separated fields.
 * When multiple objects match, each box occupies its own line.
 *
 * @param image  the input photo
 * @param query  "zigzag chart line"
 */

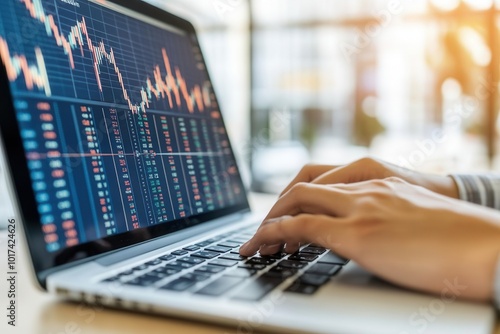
xmin=0 ymin=0 xmax=212 ymax=114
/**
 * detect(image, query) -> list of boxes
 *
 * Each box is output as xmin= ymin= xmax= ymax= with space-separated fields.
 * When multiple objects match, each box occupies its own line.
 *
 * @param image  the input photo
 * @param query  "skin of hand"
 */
xmin=279 ymin=157 xmax=460 ymax=200
xmin=239 ymin=178 xmax=500 ymax=301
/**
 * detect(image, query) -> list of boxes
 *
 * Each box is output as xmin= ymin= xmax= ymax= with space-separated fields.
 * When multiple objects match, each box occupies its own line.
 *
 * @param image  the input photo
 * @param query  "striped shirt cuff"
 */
xmin=495 ymin=254 xmax=500 ymax=311
xmin=450 ymin=174 xmax=500 ymax=210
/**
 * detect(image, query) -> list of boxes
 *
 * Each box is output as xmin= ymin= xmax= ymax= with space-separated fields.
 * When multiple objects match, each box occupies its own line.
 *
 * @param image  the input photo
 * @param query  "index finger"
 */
xmin=264 ymin=183 xmax=355 ymax=222
xmin=280 ymin=164 xmax=337 ymax=196
xmin=239 ymin=214 xmax=349 ymax=257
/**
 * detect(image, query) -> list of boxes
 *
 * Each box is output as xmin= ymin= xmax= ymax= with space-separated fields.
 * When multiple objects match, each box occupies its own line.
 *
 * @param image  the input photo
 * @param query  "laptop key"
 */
xmin=132 ymin=264 xmax=149 ymax=271
xmin=153 ymin=267 xmax=181 ymax=275
xmin=210 ymin=259 xmax=238 ymax=267
xmin=264 ymin=266 xmax=297 ymax=279
xmin=285 ymin=282 xmax=318 ymax=295
xmin=125 ymin=274 xmax=162 ymax=286
xmin=206 ymin=236 xmax=225 ymax=243
xmin=218 ymin=241 xmax=241 ymax=248
xmin=288 ymin=253 xmax=318 ymax=262
xmin=182 ymin=273 xmax=211 ymax=282
xmin=195 ymin=265 xmax=226 ymax=274
xmin=160 ymin=278 xmax=196 ymax=291
xmin=166 ymin=261 xmax=195 ymax=269
xmin=228 ymin=239 xmax=247 ymax=244
xmin=195 ymin=276 xmax=244 ymax=296
xmin=231 ymin=276 xmax=283 ymax=301
xmin=298 ymin=273 xmax=330 ymax=286
xmin=183 ymin=245 xmax=200 ymax=252
xmin=300 ymin=246 xmax=327 ymax=255
xmin=206 ymin=245 xmax=231 ymax=253
xmin=307 ymin=263 xmax=341 ymax=276
xmin=195 ymin=241 xmax=212 ymax=247
xmin=192 ymin=250 xmax=219 ymax=259
xmin=159 ymin=254 xmax=176 ymax=261
xmin=319 ymin=252 xmax=349 ymax=265
xmin=144 ymin=271 xmax=169 ymax=280
xmin=219 ymin=253 xmax=246 ymax=261
xmin=246 ymin=257 xmax=275 ymax=266
xmin=145 ymin=259 xmax=162 ymax=266
xmin=120 ymin=269 xmax=134 ymax=276
xmin=263 ymin=252 xmax=287 ymax=260
xmin=279 ymin=260 xmax=308 ymax=269
xmin=238 ymin=263 xmax=266 ymax=270
xmin=172 ymin=250 xmax=189 ymax=256
xmin=225 ymin=268 xmax=256 ymax=278
xmin=177 ymin=257 xmax=205 ymax=265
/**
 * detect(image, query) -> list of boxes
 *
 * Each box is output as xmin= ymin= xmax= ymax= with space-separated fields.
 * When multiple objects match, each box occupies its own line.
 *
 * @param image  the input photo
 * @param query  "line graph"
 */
xmin=4 ymin=0 xmax=212 ymax=114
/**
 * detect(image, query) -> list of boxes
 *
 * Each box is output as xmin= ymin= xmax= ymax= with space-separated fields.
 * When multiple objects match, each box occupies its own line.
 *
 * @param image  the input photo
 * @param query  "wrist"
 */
xmin=422 ymin=175 xmax=459 ymax=199
xmin=459 ymin=213 xmax=500 ymax=301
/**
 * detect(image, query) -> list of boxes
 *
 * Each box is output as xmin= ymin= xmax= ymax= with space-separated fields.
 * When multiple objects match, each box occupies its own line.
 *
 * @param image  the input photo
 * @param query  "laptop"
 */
xmin=0 ymin=0 xmax=495 ymax=333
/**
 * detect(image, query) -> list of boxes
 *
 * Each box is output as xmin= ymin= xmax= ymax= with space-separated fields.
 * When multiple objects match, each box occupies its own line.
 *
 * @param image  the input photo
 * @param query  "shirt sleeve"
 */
xmin=495 ymin=255 xmax=500 ymax=311
xmin=450 ymin=174 xmax=500 ymax=210
xmin=451 ymin=174 xmax=500 ymax=310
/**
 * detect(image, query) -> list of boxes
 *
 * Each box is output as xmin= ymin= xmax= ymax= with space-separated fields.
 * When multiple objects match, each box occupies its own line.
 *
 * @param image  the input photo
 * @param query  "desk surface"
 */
xmin=0 ymin=193 xmax=498 ymax=334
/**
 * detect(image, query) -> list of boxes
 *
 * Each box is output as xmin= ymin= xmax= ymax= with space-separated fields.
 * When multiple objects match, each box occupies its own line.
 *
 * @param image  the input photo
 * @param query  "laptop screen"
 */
xmin=0 ymin=0 xmax=248 ymax=258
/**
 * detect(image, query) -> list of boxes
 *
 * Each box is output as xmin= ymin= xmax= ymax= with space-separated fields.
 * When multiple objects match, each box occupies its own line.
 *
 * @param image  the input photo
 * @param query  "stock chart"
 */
xmin=0 ymin=0 xmax=245 ymax=252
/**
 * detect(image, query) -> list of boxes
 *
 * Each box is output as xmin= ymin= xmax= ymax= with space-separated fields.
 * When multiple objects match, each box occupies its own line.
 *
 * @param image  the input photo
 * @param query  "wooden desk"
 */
xmin=0 ymin=193 xmax=498 ymax=334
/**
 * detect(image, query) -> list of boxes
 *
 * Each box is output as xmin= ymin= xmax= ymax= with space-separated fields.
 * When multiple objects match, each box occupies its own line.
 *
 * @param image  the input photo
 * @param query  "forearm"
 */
xmin=451 ymin=174 xmax=500 ymax=210
xmin=455 ymin=193 xmax=500 ymax=307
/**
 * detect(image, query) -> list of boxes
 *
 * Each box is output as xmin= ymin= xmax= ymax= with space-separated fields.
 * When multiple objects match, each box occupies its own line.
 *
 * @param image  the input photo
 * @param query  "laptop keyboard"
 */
xmin=100 ymin=226 xmax=349 ymax=301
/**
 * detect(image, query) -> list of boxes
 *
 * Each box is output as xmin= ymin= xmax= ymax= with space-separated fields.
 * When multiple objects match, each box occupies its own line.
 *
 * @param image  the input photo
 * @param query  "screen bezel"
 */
xmin=0 ymin=0 xmax=250 ymax=288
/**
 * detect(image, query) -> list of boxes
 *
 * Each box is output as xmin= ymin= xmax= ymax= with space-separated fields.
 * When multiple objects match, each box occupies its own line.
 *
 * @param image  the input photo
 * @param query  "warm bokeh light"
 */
xmin=441 ymin=78 xmax=462 ymax=100
xmin=430 ymin=0 xmax=460 ymax=11
xmin=431 ymin=0 xmax=493 ymax=11
xmin=459 ymin=27 xmax=491 ymax=66
xmin=463 ymin=0 xmax=493 ymax=10
xmin=156 ymin=0 xmax=500 ymax=192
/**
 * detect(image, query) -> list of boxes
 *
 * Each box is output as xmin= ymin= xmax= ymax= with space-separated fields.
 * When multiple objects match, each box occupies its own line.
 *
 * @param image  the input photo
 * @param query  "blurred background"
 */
xmin=141 ymin=0 xmax=500 ymax=193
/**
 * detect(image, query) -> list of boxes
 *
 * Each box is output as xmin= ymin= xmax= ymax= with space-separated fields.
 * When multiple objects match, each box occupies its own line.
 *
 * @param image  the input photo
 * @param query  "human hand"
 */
xmin=279 ymin=157 xmax=459 ymax=199
xmin=240 ymin=178 xmax=500 ymax=301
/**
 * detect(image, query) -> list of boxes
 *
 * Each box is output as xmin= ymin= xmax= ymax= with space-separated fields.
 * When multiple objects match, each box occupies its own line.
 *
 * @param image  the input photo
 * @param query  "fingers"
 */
xmin=284 ymin=242 xmax=301 ymax=254
xmin=281 ymin=158 xmax=394 ymax=198
xmin=266 ymin=178 xmax=408 ymax=223
xmin=258 ymin=244 xmax=282 ymax=255
xmin=327 ymin=177 xmax=408 ymax=191
xmin=258 ymin=243 xmax=301 ymax=255
xmin=240 ymin=214 xmax=347 ymax=256
xmin=311 ymin=157 xmax=386 ymax=186
xmin=280 ymin=164 xmax=337 ymax=197
xmin=241 ymin=178 xmax=410 ymax=257
xmin=265 ymin=183 xmax=354 ymax=221
xmin=312 ymin=164 xmax=360 ymax=185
